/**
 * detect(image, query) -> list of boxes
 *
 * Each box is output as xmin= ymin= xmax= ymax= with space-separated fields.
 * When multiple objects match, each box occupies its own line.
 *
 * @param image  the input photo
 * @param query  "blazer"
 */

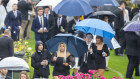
xmin=78 ymin=43 xmax=97 ymax=70
xmin=0 ymin=36 xmax=14 ymax=60
xmin=54 ymin=17 xmax=67 ymax=35
xmin=68 ymin=19 xmax=80 ymax=34
xmin=124 ymin=32 xmax=140 ymax=57
xmin=18 ymin=0 xmax=32 ymax=20
xmin=113 ymin=8 xmax=124 ymax=30
xmin=4 ymin=10 xmax=22 ymax=31
xmin=31 ymin=16 xmax=48 ymax=41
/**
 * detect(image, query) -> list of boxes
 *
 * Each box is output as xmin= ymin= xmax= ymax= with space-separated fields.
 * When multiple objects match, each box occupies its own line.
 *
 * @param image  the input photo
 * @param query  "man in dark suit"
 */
xmin=78 ymin=33 xmax=97 ymax=73
xmin=131 ymin=4 xmax=140 ymax=20
xmin=0 ymin=29 xmax=14 ymax=61
xmin=68 ymin=16 xmax=80 ymax=34
xmin=44 ymin=6 xmax=55 ymax=40
xmin=113 ymin=1 xmax=125 ymax=56
xmin=18 ymin=0 xmax=32 ymax=40
xmin=4 ymin=3 xmax=22 ymax=41
xmin=54 ymin=14 xmax=67 ymax=35
xmin=32 ymin=7 xmax=48 ymax=43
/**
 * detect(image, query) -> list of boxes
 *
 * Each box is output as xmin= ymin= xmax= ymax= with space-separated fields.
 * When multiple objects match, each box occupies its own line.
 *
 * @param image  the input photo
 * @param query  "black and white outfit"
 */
xmin=79 ymin=43 xmax=97 ymax=73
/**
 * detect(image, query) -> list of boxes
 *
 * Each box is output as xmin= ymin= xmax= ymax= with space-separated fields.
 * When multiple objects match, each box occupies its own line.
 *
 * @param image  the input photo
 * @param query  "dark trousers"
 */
xmin=115 ymin=29 xmax=125 ymax=55
xmin=11 ymin=31 xmax=19 ymax=41
xmin=33 ymin=72 xmax=49 ymax=78
xmin=126 ymin=55 xmax=139 ymax=78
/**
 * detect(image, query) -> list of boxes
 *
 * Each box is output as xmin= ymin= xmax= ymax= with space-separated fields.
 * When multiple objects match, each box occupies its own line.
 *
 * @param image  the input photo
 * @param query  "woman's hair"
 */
xmin=57 ymin=42 xmax=67 ymax=62
xmin=96 ymin=36 xmax=103 ymax=42
xmin=19 ymin=71 xmax=29 ymax=79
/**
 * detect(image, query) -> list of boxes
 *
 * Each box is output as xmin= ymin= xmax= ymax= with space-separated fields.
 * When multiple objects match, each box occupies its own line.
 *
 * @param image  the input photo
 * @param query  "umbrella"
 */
xmin=99 ymin=6 xmax=118 ymax=12
xmin=54 ymin=0 xmax=93 ymax=16
xmin=131 ymin=0 xmax=140 ymax=4
xmin=88 ymin=0 xmax=120 ymax=6
xmin=45 ymin=34 xmax=88 ymax=57
xmin=123 ymin=21 xmax=140 ymax=32
xmin=89 ymin=11 xmax=116 ymax=21
xmin=74 ymin=19 xmax=115 ymax=40
xmin=0 ymin=57 xmax=29 ymax=70
xmin=36 ymin=0 xmax=62 ymax=8
xmin=131 ymin=13 xmax=140 ymax=21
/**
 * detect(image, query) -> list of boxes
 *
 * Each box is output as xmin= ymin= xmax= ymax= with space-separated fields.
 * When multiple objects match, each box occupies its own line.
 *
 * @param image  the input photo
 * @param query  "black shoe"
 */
xmin=105 ymin=67 xmax=109 ymax=71
xmin=126 ymin=77 xmax=135 ymax=79
xmin=118 ymin=54 xmax=124 ymax=56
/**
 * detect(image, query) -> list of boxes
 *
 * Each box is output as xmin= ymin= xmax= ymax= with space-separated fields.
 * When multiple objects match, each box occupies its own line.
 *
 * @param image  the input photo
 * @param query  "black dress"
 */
xmin=96 ymin=44 xmax=109 ymax=69
xmin=51 ymin=52 xmax=75 ymax=76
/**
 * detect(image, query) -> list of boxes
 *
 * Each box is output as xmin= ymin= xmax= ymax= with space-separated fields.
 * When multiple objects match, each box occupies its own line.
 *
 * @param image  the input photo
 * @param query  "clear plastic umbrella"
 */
xmin=36 ymin=0 xmax=62 ymax=9
xmin=0 ymin=57 xmax=30 ymax=79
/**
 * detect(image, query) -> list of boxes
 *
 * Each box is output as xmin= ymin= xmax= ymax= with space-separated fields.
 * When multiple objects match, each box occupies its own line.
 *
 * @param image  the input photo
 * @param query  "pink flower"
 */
xmin=58 ymin=75 xmax=63 ymax=78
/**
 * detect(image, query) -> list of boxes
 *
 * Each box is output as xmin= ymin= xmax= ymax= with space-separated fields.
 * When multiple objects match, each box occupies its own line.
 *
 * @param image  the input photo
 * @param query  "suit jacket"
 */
xmin=124 ymin=32 xmax=140 ymax=57
xmin=18 ymin=0 xmax=32 ymax=20
xmin=31 ymin=16 xmax=48 ymax=41
xmin=68 ymin=19 xmax=80 ymax=34
xmin=44 ymin=14 xmax=55 ymax=35
xmin=4 ymin=10 xmax=22 ymax=31
xmin=0 ymin=36 xmax=14 ymax=60
xmin=113 ymin=8 xmax=124 ymax=30
xmin=54 ymin=17 xmax=67 ymax=35
xmin=78 ymin=43 xmax=97 ymax=71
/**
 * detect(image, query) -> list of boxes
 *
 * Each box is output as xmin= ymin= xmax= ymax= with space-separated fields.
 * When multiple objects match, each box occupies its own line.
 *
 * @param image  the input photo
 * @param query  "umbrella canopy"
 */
xmin=74 ymin=19 xmax=115 ymax=40
xmin=45 ymin=34 xmax=88 ymax=57
xmin=89 ymin=11 xmax=116 ymax=21
xmin=131 ymin=13 xmax=140 ymax=21
xmin=131 ymin=0 xmax=140 ymax=4
xmin=0 ymin=57 xmax=29 ymax=71
xmin=36 ymin=0 xmax=62 ymax=8
xmin=88 ymin=0 xmax=120 ymax=6
xmin=123 ymin=21 xmax=140 ymax=32
xmin=54 ymin=0 xmax=93 ymax=16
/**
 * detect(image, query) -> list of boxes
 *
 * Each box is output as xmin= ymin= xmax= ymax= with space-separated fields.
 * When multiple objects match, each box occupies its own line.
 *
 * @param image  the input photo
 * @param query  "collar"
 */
xmin=58 ymin=17 xmax=62 ymax=20
xmin=38 ymin=15 xmax=43 ymax=19
xmin=0 ymin=75 xmax=6 ymax=78
xmin=118 ymin=7 xmax=123 ymax=10
xmin=74 ymin=19 xmax=79 ymax=23
xmin=4 ymin=35 xmax=8 ymax=37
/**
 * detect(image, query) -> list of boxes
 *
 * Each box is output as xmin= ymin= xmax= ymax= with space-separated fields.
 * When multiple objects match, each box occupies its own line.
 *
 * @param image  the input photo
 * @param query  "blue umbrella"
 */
xmin=74 ymin=19 xmax=115 ymax=40
xmin=123 ymin=21 xmax=140 ymax=32
xmin=45 ymin=34 xmax=88 ymax=57
xmin=54 ymin=0 xmax=93 ymax=16
xmin=88 ymin=0 xmax=120 ymax=6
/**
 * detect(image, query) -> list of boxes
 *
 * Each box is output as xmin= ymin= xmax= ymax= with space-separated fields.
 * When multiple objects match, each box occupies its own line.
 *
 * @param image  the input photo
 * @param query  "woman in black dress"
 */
xmin=95 ymin=36 xmax=109 ymax=76
xmin=51 ymin=42 xmax=75 ymax=79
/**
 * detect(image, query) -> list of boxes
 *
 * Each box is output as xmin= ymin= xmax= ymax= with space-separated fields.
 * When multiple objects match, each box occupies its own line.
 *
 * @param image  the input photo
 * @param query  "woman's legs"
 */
xmin=97 ymin=69 xmax=105 ymax=76
xmin=53 ymin=76 xmax=60 ymax=79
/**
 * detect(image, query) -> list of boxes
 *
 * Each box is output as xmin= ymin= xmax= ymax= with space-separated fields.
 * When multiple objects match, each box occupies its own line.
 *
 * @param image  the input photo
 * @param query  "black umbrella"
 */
xmin=45 ymin=34 xmax=88 ymax=57
xmin=89 ymin=11 xmax=116 ymax=21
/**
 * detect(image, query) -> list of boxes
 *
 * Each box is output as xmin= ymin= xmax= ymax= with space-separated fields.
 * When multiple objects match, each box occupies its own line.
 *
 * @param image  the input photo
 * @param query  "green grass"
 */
xmin=26 ymin=32 xmax=140 ymax=79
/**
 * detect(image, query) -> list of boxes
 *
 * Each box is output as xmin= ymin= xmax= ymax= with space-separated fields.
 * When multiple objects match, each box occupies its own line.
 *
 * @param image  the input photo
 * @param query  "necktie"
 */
xmin=58 ymin=18 xmax=60 ymax=28
xmin=40 ymin=17 xmax=42 ymax=27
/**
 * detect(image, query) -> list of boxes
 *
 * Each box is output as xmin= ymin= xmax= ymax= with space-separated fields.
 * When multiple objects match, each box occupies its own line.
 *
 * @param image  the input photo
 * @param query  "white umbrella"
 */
xmin=36 ymin=0 xmax=62 ymax=9
xmin=0 ymin=57 xmax=29 ymax=70
xmin=6 ymin=0 xmax=18 ymax=12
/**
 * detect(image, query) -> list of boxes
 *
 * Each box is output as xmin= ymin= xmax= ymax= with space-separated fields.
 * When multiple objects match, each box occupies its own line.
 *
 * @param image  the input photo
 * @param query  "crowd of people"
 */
xmin=0 ymin=0 xmax=140 ymax=79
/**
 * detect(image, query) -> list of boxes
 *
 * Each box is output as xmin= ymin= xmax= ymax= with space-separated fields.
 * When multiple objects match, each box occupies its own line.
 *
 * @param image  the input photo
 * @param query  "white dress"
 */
xmin=0 ymin=5 xmax=7 ymax=29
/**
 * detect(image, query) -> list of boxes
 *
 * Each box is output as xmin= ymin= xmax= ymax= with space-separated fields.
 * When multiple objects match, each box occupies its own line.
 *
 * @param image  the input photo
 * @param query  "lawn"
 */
xmin=26 ymin=32 xmax=140 ymax=79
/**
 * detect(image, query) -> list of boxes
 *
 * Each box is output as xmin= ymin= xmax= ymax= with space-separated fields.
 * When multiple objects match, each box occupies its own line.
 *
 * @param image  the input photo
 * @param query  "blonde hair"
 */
xmin=57 ymin=42 xmax=67 ymax=62
xmin=19 ymin=71 xmax=29 ymax=79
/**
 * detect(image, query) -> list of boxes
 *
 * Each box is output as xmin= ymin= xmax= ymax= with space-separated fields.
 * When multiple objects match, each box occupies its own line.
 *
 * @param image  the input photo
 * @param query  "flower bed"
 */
xmin=58 ymin=70 xmax=123 ymax=79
